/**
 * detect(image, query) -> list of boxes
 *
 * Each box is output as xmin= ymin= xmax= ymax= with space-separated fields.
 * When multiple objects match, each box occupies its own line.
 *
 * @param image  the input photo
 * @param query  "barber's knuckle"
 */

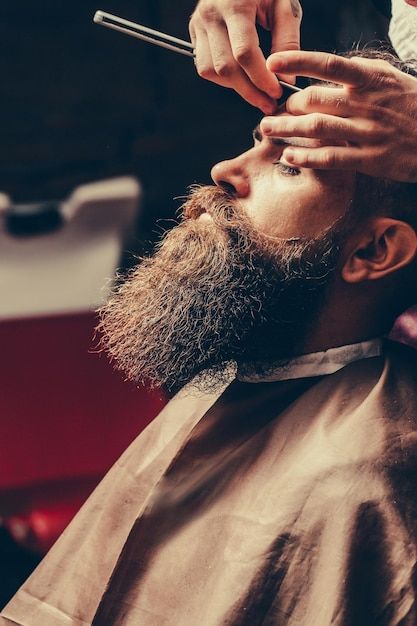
xmin=376 ymin=59 xmax=394 ymax=74
xmin=233 ymin=44 xmax=254 ymax=66
xmin=321 ymin=149 xmax=337 ymax=168
xmin=199 ymin=4 xmax=220 ymax=22
xmin=366 ymin=105 xmax=379 ymax=122
xmin=309 ymin=114 xmax=325 ymax=134
xmin=196 ymin=63 xmax=214 ymax=79
xmin=298 ymin=151 xmax=310 ymax=166
xmin=362 ymin=121 xmax=378 ymax=140
xmin=369 ymin=62 xmax=398 ymax=89
xmin=280 ymin=40 xmax=301 ymax=52
xmin=324 ymin=54 xmax=341 ymax=77
xmin=368 ymin=120 xmax=386 ymax=140
xmin=214 ymin=61 xmax=235 ymax=77
xmin=305 ymin=88 xmax=321 ymax=108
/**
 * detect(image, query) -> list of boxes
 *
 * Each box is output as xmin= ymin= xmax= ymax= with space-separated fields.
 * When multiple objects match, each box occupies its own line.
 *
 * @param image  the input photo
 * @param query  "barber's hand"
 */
xmin=189 ymin=0 xmax=302 ymax=114
xmin=260 ymin=50 xmax=417 ymax=182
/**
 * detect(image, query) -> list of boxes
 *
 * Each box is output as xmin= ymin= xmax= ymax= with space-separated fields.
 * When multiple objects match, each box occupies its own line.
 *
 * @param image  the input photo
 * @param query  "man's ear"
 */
xmin=342 ymin=217 xmax=417 ymax=284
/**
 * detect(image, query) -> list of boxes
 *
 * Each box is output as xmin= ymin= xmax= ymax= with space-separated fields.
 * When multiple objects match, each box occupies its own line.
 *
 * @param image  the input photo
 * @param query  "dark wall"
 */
xmin=0 ymin=1 xmax=388 ymax=243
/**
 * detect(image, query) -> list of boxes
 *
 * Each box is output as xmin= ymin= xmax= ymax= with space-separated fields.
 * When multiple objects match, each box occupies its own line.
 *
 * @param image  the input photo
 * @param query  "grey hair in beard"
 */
xmin=98 ymin=186 xmax=346 ymax=393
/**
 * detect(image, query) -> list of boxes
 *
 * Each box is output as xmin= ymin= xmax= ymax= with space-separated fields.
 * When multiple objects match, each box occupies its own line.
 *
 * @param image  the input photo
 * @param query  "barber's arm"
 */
xmin=261 ymin=51 xmax=417 ymax=182
xmin=189 ymin=0 xmax=302 ymax=114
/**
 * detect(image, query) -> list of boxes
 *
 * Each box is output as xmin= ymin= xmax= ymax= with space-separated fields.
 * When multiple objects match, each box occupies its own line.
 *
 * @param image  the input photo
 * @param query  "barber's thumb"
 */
xmin=270 ymin=0 xmax=302 ymax=84
xmin=269 ymin=43 xmax=298 ymax=85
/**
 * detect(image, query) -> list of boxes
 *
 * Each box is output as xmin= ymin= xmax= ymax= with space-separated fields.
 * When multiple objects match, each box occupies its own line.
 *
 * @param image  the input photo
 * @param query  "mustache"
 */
xmin=179 ymin=185 xmax=279 ymax=258
xmin=179 ymin=185 xmax=308 ymax=249
xmin=180 ymin=185 xmax=241 ymax=223
xmin=178 ymin=185 xmax=283 ymax=263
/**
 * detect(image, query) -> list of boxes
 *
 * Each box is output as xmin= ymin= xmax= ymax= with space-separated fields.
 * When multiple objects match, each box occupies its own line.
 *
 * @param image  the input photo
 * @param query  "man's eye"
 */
xmin=273 ymin=161 xmax=301 ymax=176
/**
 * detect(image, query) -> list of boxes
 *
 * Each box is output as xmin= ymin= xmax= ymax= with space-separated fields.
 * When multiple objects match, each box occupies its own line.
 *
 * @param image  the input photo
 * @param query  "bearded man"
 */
xmin=2 ymin=51 xmax=417 ymax=626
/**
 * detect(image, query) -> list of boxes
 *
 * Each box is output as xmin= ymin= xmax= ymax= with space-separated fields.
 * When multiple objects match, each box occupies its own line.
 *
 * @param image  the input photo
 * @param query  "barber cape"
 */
xmin=390 ymin=0 xmax=417 ymax=62
xmin=2 ymin=339 xmax=417 ymax=625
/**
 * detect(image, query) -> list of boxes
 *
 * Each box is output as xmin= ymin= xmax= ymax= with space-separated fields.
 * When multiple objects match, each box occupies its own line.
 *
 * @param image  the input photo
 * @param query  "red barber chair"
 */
xmin=0 ymin=178 xmax=165 ymax=562
xmin=391 ymin=305 xmax=417 ymax=350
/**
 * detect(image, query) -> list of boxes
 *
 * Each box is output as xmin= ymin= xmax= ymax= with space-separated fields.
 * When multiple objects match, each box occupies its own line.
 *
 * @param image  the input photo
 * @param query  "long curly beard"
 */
xmin=98 ymin=186 xmax=344 ymax=393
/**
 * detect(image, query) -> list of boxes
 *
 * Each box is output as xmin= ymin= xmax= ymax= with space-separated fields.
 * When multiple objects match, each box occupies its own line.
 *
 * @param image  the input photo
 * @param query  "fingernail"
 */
xmin=261 ymin=118 xmax=275 ymax=133
xmin=266 ymin=55 xmax=284 ymax=70
xmin=283 ymin=148 xmax=295 ymax=161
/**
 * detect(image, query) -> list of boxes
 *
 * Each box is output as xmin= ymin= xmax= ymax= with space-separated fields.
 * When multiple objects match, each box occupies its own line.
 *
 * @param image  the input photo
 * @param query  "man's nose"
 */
xmin=210 ymin=159 xmax=250 ymax=198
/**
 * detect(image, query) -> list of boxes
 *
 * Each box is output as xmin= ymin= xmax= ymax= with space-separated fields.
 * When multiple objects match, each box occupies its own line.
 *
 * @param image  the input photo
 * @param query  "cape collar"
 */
xmin=236 ymin=338 xmax=383 ymax=383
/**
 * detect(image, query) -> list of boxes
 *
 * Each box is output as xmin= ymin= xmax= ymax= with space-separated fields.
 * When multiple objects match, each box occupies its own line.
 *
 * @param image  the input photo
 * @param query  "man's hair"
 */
xmin=354 ymin=172 xmax=417 ymax=233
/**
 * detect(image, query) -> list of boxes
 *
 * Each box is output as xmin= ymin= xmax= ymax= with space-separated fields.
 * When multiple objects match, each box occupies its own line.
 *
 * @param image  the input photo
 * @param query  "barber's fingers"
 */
xmin=191 ymin=20 xmax=230 ymax=86
xmin=267 ymin=50 xmax=369 ymax=88
xmin=283 ymin=86 xmax=373 ymax=118
xmin=281 ymin=145 xmax=367 ymax=170
xmin=224 ymin=10 xmax=281 ymax=98
xmin=205 ymin=20 xmax=278 ymax=112
xmin=270 ymin=0 xmax=302 ymax=84
xmin=190 ymin=2 xmax=284 ymax=104
xmin=191 ymin=11 xmax=278 ymax=112
xmin=260 ymin=113 xmax=379 ymax=144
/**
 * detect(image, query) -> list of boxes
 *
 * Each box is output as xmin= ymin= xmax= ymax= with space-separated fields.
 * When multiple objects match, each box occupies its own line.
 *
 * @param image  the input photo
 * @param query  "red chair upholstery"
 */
xmin=0 ymin=311 xmax=166 ymax=553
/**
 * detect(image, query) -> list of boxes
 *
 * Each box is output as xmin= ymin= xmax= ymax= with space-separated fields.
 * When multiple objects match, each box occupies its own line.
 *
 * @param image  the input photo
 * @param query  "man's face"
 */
xmin=211 ymin=123 xmax=356 ymax=239
xmin=99 ymin=124 xmax=357 ymax=393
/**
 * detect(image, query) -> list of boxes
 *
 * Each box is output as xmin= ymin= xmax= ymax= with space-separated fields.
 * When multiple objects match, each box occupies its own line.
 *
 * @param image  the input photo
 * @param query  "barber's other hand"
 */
xmin=261 ymin=50 xmax=417 ymax=182
xmin=189 ymin=0 xmax=302 ymax=114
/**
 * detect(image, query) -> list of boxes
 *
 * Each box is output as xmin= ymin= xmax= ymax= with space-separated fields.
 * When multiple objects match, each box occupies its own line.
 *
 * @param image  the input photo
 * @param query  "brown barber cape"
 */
xmin=2 ymin=340 xmax=417 ymax=625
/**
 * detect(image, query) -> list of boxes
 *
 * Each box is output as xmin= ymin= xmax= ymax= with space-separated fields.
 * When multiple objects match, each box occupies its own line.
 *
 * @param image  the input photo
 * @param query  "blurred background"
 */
xmin=0 ymin=0 xmax=390 ymax=606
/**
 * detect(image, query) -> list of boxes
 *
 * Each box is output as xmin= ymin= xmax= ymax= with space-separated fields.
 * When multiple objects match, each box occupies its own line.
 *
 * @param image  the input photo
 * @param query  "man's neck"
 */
xmin=299 ymin=289 xmax=389 ymax=356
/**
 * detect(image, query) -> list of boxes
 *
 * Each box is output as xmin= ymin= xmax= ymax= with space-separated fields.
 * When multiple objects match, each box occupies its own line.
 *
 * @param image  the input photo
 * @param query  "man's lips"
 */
xmin=405 ymin=0 xmax=417 ymax=7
